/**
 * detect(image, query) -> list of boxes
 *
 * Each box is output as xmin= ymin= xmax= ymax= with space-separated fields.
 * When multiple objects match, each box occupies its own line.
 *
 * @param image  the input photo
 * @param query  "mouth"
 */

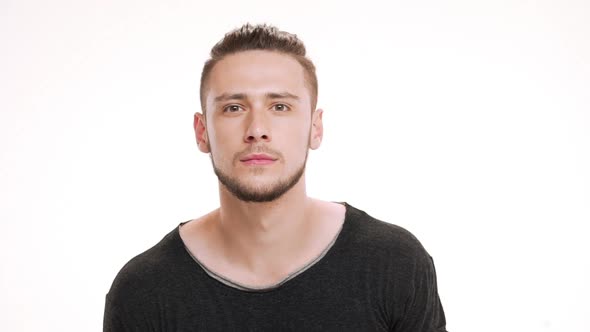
xmin=240 ymin=153 xmax=278 ymax=165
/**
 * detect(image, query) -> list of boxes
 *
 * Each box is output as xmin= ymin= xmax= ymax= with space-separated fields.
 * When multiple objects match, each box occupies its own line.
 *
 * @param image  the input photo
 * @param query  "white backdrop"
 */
xmin=1 ymin=0 xmax=589 ymax=331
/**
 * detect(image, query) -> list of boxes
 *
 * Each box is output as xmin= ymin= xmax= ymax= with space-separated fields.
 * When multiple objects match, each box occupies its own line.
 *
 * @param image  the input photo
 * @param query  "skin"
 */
xmin=181 ymin=50 xmax=345 ymax=289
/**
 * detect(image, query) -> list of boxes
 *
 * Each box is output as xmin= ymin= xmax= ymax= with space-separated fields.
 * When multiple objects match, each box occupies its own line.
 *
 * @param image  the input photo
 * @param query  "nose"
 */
xmin=244 ymin=109 xmax=271 ymax=143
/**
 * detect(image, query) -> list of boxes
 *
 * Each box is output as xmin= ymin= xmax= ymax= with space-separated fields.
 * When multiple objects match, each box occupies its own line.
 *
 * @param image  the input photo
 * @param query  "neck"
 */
xmin=214 ymin=174 xmax=316 ymax=272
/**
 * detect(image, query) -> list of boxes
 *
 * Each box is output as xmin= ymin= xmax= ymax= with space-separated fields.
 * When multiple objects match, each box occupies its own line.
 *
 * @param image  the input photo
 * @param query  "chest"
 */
xmin=155 ymin=278 xmax=392 ymax=331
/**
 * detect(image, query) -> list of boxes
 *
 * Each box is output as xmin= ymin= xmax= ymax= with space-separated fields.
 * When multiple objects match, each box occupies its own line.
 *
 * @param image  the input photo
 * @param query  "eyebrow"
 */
xmin=214 ymin=93 xmax=247 ymax=102
xmin=213 ymin=92 xmax=300 ymax=103
xmin=265 ymin=92 xmax=300 ymax=100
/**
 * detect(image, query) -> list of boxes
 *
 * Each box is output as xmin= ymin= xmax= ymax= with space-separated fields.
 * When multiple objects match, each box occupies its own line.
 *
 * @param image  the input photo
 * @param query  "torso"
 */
xmin=105 ymin=202 xmax=447 ymax=331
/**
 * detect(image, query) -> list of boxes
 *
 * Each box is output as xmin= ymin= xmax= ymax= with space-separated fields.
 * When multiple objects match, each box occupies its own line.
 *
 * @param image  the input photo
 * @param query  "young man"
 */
xmin=104 ymin=24 xmax=447 ymax=331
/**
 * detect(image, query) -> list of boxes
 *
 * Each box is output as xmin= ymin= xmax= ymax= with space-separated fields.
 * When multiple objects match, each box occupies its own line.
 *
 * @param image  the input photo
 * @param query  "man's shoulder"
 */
xmin=106 ymin=226 xmax=182 ymax=303
xmin=343 ymin=203 xmax=447 ymax=331
xmin=343 ymin=203 xmax=431 ymax=262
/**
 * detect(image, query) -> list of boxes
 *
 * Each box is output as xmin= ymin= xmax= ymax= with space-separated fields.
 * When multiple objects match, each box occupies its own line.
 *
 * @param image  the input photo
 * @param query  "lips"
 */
xmin=240 ymin=153 xmax=277 ymax=165
xmin=240 ymin=153 xmax=276 ymax=161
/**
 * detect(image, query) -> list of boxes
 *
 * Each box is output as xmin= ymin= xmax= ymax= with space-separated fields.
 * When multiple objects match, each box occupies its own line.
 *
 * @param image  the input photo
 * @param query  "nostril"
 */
xmin=244 ymin=134 xmax=269 ymax=142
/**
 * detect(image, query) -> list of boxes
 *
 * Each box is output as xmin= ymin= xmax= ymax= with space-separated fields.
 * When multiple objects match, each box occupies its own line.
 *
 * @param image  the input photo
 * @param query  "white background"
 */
xmin=1 ymin=0 xmax=589 ymax=331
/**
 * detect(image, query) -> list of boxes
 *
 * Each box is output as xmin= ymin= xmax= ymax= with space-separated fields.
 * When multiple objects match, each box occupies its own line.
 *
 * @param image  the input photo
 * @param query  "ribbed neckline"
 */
xmin=176 ymin=202 xmax=353 ymax=293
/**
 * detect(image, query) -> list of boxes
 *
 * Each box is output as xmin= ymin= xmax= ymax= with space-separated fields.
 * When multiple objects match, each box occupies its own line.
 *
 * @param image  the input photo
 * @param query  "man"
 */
xmin=104 ymin=23 xmax=447 ymax=331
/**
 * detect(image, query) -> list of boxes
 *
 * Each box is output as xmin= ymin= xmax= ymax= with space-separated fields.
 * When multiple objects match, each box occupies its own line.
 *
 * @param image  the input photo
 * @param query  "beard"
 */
xmin=210 ymin=147 xmax=308 ymax=203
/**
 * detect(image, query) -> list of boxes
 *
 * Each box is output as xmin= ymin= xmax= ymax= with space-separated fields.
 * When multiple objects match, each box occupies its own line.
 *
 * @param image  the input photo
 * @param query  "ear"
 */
xmin=309 ymin=108 xmax=324 ymax=150
xmin=193 ymin=112 xmax=210 ymax=153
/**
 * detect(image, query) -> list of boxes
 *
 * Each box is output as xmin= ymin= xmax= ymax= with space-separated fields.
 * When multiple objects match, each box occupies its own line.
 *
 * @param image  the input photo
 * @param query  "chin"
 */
xmin=213 ymin=158 xmax=307 ymax=203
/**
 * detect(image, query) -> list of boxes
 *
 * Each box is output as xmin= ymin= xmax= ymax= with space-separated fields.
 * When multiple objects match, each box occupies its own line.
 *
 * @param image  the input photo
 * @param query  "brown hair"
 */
xmin=199 ymin=23 xmax=318 ymax=114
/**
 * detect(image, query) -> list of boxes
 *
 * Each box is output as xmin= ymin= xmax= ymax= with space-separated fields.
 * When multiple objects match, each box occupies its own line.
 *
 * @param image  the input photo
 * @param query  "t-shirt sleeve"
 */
xmin=103 ymin=290 xmax=156 ymax=332
xmin=392 ymin=252 xmax=447 ymax=332
xmin=102 ymin=263 xmax=159 ymax=332
xmin=103 ymin=294 xmax=125 ymax=332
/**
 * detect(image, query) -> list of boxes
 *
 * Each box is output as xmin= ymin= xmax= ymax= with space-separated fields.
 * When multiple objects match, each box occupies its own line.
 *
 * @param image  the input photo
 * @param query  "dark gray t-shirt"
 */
xmin=104 ymin=203 xmax=447 ymax=331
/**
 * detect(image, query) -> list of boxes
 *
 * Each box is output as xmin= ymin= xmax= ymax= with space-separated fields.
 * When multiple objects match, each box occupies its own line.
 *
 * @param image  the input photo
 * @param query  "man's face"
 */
xmin=195 ymin=50 xmax=323 ymax=202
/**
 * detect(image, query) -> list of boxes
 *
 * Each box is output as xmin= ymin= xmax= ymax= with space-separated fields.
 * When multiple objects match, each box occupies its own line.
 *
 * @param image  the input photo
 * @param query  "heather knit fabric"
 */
xmin=104 ymin=203 xmax=447 ymax=331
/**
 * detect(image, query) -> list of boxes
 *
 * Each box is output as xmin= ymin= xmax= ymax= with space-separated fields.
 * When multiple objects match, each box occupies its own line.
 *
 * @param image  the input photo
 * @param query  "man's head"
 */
xmin=194 ymin=23 xmax=323 ymax=203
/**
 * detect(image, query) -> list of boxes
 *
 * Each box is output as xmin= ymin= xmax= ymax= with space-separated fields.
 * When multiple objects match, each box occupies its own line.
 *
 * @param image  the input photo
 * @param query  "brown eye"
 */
xmin=224 ymin=105 xmax=242 ymax=113
xmin=273 ymin=104 xmax=290 ymax=112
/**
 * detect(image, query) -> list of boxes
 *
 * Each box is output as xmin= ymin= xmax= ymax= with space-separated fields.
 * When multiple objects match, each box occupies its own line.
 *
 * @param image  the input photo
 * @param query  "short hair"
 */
xmin=199 ymin=23 xmax=318 ymax=114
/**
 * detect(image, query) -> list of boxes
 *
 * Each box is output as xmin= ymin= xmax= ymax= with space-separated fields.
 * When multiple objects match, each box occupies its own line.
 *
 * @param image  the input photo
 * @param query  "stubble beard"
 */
xmin=210 ymin=146 xmax=309 ymax=203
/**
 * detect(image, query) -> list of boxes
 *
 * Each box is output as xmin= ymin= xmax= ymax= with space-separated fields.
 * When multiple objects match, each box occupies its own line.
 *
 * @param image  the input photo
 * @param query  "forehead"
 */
xmin=206 ymin=50 xmax=309 ymax=103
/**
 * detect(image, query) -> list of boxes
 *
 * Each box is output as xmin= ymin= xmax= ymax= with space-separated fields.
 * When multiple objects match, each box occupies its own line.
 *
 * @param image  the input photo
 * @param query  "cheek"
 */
xmin=209 ymin=120 xmax=238 ymax=144
xmin=207 ymin=125 xmax=236 ymax=160
xmin=280 ymin=123 xmax=311 ymax=154
xmin=278 ymin=114 xmax=310 ymax=135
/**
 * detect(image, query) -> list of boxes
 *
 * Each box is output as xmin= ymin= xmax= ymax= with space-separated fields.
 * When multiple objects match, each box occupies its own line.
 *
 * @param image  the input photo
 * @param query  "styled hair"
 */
xmin=199 ymin=23 xmax=318 ymax=114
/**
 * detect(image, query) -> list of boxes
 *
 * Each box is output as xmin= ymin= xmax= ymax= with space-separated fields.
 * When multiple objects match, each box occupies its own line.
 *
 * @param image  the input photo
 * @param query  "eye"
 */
xmin=272 ymin=103 xmax=290 ymax=112
xmin=223 ymin=105 xmax=243 ymax=113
